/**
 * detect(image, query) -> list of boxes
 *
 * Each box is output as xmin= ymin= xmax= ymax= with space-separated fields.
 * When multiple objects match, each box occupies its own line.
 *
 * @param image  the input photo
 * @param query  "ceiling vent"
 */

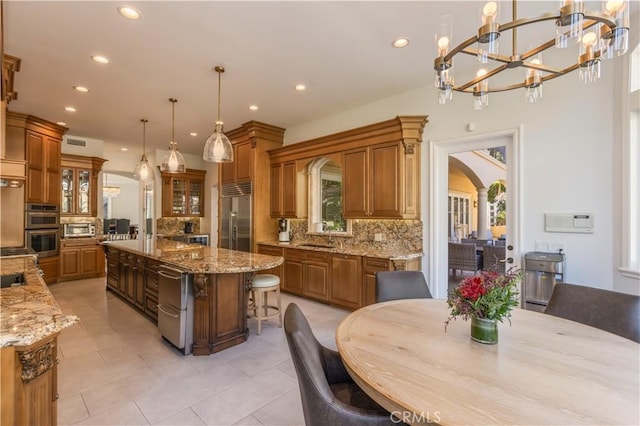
xmin=66 ymin=138 xmax=87 ymax=147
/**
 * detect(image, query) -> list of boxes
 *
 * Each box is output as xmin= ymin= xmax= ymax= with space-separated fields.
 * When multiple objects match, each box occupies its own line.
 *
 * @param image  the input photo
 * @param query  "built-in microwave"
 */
xmin=25 ymin=203 xmax=60 ymax=229
xmin=63 ymin=223 xmax=96 ymax=238
xmin=25 ymin=228 xmax=59 ymax=258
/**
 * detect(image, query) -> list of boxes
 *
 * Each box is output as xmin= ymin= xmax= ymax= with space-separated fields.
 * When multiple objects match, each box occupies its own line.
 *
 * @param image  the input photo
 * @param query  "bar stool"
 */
xmin=249 ymin=274 xmax=282 ymax=335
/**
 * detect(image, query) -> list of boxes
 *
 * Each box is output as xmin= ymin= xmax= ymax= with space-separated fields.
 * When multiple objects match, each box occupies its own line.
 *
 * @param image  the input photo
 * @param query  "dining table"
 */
xmin=335 ymin=299 xmax=639 ymax=425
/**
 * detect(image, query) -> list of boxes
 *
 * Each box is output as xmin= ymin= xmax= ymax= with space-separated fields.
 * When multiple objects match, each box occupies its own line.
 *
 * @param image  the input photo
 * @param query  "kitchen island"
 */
xmin=1 ymin=256 xmax=78 ymax=426
xmin=102 ymin=239 xmax=284 ymax=356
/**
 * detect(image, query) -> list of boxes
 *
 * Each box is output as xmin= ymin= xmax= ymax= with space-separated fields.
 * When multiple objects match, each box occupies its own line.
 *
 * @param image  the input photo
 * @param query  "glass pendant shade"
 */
xmin=524 ymin=53 xmax=544 ymax=104
xmin=473 ymin=69 xmax=489 ymax=110
xmin=134 ymin=119 xmax=155 ymax=182
xmin=203 ymin=122 xmax=233 ymax=162
xmin=555 ymin=0 xmax=584 ymax=48
xmin=600 ymin=0 xmax=630 ymax=59
xmin=578 ymin=30 xmax=601 ymax=83
xmin=203 ymin=66 xmax=234 ymax=163
xmin=160 ymin=98 xmax=186 ymax=173
xmin=477 ymin=1 xmax=500 ymax=63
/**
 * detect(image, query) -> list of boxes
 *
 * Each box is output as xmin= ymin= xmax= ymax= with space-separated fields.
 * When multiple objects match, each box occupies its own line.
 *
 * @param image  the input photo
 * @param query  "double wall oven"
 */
xmin=25 ymin=203 xmax=60 ymax=258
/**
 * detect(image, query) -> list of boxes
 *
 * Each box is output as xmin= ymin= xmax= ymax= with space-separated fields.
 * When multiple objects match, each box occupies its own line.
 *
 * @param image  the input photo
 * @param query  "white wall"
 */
xmin=285 ymin=57 xmax=637 ymax=294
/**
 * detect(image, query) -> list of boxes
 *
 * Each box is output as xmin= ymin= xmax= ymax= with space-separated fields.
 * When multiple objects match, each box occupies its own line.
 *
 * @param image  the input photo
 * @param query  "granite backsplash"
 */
xmin=156 ymin=217 xmax=201 ymax=235
xmin=289 ymin=219 xmax=422 ymax=253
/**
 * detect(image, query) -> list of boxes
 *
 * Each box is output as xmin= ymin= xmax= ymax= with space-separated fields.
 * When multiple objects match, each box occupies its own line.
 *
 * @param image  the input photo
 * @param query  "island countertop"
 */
xmin=0 ymin=256 xmax=78 ymax=348
xmin=103 ymin=239 xmax=284 ymax=273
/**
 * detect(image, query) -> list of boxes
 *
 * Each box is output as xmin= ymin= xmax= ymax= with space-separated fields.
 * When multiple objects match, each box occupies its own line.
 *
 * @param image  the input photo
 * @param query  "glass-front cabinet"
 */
xmin=61 ymin=154 xmax=106 ymax=216
xmin=161 ymin=169 xmax=206 ymax=217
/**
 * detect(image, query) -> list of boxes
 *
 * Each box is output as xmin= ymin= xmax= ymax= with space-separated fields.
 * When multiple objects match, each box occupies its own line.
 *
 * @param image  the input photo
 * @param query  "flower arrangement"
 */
xmin=445 ymin=269 xmax=522 ymax=330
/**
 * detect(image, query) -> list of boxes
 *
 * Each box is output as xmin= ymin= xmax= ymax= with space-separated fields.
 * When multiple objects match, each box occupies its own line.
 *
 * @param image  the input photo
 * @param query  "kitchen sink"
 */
xmin=1 ymin=272 xmax=26 ymax=289
xmin=298 ymin=243 xmax=335 ymax=249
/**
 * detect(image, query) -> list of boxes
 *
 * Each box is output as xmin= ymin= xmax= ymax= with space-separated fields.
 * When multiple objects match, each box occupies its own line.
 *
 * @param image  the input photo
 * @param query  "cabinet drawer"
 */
xmin=146 ymin=275 xmax=159 ymax=295
xmin=363 ymin=257 xmax=391 ymax=271
xmin=258 ymin=245 xmax=283 ymax=257
xmin=285 ymin=248 xmax=305 ymax=261
xmin=305 ymin=251 xmax=330 ymax=263
xmin=144 ymin=294 xmax=158 ymax=320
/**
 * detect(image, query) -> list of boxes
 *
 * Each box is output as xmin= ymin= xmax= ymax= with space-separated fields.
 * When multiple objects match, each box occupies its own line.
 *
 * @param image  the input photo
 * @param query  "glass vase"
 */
xmin=470 ymin=317 xmax=498 ymax=344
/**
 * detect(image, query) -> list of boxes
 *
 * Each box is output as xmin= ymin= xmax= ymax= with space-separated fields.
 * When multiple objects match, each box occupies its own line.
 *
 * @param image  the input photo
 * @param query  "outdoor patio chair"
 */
xmin=448 ymin=242 xmax=482 ymax=277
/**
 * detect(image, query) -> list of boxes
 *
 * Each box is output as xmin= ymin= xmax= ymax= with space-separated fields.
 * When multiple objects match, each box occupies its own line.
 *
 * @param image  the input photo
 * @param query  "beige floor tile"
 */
xmin=190 ymin=367 xmax=297 ymax=425
xmin=152 ymin=408 xmax=206 ymax=426
xmin=251 ymin=388 xmax=305 ymax=426
xmin=231 ymin=415 xmax=263 ymax=426
xmin=75 ymin=401 xmax=150 ymax=425
xmin=275 ymin=358 xmax=297 ymax=379
xmin=228 ymin=342 xmax=291 ymax=377
xmin=57 ymin=394 xmax=89 ymax=425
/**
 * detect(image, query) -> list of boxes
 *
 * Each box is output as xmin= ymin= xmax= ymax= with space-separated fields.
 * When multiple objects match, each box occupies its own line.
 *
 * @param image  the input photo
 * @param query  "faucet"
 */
xmin=323 ymin=221 xmax=335 ymax=246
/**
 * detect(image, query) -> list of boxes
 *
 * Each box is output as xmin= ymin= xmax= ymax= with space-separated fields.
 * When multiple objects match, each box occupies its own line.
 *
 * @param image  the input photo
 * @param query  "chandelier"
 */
xmin=203 ymin=65 xmax=234 ymax=163
xmin=160 ymin=98 xmax=186 ymax=173
xmin=434 ymin=0 xmax=630 ymax=109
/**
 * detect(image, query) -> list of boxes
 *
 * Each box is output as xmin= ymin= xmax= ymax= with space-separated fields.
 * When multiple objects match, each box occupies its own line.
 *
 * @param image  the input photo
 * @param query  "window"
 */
xmin=448 ymin=192 xmax=470 ymax=241
xmin=308 ymin=158 xmax=351 ymax=235
xmin=620 ymin=43 xmax=640 ymax=278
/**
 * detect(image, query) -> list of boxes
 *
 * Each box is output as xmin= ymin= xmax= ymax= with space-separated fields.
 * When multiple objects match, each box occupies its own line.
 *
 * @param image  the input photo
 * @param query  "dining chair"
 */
xmin=482 ymin=244 xmax=506 ymax=273
xmin=545 ymin=283 xmax=640 ymax=343
xmin=448 ymin=242 xmax=482 ymax=277
xmin=375 ymin=271 xmax=432 ymax=303
xmin=284 ymin=303 xmax=403 ymax=426
xmin=115 ymin=218 xmax=130 ymax=239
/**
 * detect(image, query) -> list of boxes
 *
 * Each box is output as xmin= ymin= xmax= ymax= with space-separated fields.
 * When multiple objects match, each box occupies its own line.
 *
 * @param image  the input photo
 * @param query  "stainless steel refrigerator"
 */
xmin=220 ymin=182 xmax=252 ymax=252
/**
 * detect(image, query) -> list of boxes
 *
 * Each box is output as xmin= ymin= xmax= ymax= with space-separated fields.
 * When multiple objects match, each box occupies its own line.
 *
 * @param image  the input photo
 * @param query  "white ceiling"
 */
xmin=4 ymin=1 xmax=637 ymax=160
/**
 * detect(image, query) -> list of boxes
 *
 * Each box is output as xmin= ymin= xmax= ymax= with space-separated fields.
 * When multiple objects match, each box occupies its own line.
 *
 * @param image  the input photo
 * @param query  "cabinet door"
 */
xmin=282 ymin=162 xmax=297 ymax=217
xmin=362 ymin=257 xmax=391 ymax=306
xmin=77 ymin=169 xmax=91 ymax=214
xmin=235 ymin=142 xmax=253 ymax=181
xmin=269 ymin=163 xmax=282 ymax=218
xmin=284 ymin=249 xmax=304 ymax=295
xmin=60 ymin=249 xmax=80 ymax=278
xmin=45 ymin=137 xmax=61 ymax=205
xmin=188 ymin=180 xmax=203 ymax=216
xmin=171 ymin=178 xmax=187 ymax=215
xmin=26 ymin=131 xmax=45 ymax=203
xmin=257 ymin=245 xmax=284 ymax=282
xmin=80 ymin=246 xmax=99 ymax=275
xmin=133 ymin=257 xmax=145 ymax=309
xmin=304 ymin=261 xmax=329 ymax=302
xmin=330 ymin=254 xmax=362 ymax=309
xmin=342 ymin=148 xmax=368 ymax=218
xmin=369 ymin=142 xmax=400 ymax=217
xmin=61 ymin=169 xmax=74 ymax=214
xmin=38 ymin=257 xmax=59 ymax=285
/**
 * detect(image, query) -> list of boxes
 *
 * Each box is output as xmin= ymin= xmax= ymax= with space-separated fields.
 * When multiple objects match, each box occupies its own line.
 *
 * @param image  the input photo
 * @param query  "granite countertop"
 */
xmin=103 ymin=239 xmax=284 ymax=273
xmin=258 ymin=240 xmax=423 ymax=261
xmin=156 ymin=233 xmax=210 ymax=238
xmin=0 ymin=256 xmax=78 ymax=348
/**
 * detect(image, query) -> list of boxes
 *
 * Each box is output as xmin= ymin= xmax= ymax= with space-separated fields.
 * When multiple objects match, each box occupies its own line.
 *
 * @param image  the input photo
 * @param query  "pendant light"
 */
xmin=133 ymin=119 xmax=154 ymax=182
xmin=203 ymin=66 xmax=233 ymax=163
xmin=160 ymin=98 xmax=186 ymax=173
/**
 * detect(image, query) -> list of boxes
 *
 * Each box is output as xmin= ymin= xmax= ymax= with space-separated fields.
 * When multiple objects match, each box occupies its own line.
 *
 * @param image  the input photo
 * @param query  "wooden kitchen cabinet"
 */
xmin=361 ymin=256 xmax=422 ymax=305
xmin=330 ymin=253 xmax=362 ymax=310
xmin=283 ymin=247 xmax=304 ymax=296
xmin=37 ymin=257 xmax=59 ymax=286
xmin=60 ymin=154 xmax=106 ymax=216
xmin=270 ymin=161 xmax=298 ymax=218
xmin=282 ymin=247 xmax=329 ymax=302
xmin=59 ymin=238 xmax=105 ymax=282
xmin=133 ymin=256 xmax=146 ymax=310
xmin=1 ymin=333 xmax=59 ymax=426
xmin=5 ymin=113 xmax=68 ymax=205
xmin=257 ymin=244 xmax=284 ymax=281
xmin=221 ymin=141 xmax=253 ymax=184
xmin=161 ymin=169 xmax=206 ymax=217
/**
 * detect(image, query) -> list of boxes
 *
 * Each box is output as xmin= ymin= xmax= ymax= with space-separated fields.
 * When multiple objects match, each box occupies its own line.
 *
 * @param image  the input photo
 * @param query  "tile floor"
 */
xmin=49 ymin=277 xmax=350 ymax=425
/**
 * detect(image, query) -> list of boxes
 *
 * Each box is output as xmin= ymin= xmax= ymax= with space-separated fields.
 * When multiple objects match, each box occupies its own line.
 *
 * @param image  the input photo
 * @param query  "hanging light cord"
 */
xmin=215 ymin=66 xmax=225 ymax=124
xmin=141 ymin=118 xmax=148 ymax=155
xmin=169 ymin=98 xmax=177 ymax=145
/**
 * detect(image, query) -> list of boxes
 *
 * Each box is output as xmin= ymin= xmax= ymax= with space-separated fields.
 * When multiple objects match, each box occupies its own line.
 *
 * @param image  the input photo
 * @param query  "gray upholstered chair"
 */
xmin=375 ymin=271 xmax=432 ymax=303
xmin=482 ymin=244 xmax=506 ymax=273
xmin=284 ymin=303 xmax=402 ymax=426
xmin=545 ymin=283 xmax=640 ymax=343
xmin=115 ymin=218 xmax=130 ymax=239
xmin=448 ymin=242 xmax=482 ymax=277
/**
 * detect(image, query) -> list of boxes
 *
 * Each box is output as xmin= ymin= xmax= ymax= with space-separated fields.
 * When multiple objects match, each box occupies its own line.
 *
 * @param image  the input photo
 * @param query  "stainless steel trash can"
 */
xmin=523 ymin=252 xmax=566 ymax=312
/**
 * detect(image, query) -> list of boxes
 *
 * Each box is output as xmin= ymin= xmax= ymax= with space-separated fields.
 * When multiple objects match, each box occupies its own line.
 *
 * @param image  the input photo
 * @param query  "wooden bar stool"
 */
xmin=249 ymin=274 xmax=282 ymax=335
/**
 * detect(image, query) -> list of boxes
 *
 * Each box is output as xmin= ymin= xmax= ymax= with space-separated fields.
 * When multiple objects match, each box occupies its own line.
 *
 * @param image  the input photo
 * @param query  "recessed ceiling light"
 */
xmin=190 ymin=132 xmax=198 ymax=137
xmin=56 ymin=121 xmax=67 ymax=126
xmin=118 ymin=6 xmax=141 ymax=20
xmin=120 ymin=147 xmax=128 ymax=152
xmin=91 ymin=55 xmax=110 ymax=64
xmin=294 ymin=84 xmax=306 ymax=91
xmin=249 ymin=105 xmax=259 ymax=111
xmin=73 ymin=85 xmax=89 ymax=93
xmin=65 ymin=106 xmax=76 ymax=112
xmin=392 ymin=37 xmax=410 ymax=48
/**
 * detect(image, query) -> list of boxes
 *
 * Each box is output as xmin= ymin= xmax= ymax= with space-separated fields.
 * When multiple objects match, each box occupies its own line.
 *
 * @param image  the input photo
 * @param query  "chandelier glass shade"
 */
xmin=160 ymin=98 xmax=186 ymax=173
xmin=103 ymin=173 xmax=120 ymax=197
xmin=134 ymin=118 xmax=154 ymax=182
xmin=434 ymin=0 xmax=631 ymax=109
xmin=203 ymin=66 xmax=234 ymax=163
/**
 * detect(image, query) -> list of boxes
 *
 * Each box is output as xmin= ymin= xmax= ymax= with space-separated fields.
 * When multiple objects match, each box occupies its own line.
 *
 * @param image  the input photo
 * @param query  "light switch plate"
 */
xmin=374 ymin=233 xmax=383 ymax=242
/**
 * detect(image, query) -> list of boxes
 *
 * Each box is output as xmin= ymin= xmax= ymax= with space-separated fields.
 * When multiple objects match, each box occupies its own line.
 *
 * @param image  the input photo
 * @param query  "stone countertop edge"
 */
xmin=156 ymin=233 xmax=210 ymax=238
xmin=257 ymin=240 xmax=423 ymax=261
xmin=102 ymin=239 xmax=284 ymax=274
xmin=0 ymin=256 xmax=79 ymax=348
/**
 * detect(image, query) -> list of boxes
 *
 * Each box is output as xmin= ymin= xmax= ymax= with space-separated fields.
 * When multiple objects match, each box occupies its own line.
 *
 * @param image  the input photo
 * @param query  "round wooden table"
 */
xmin=336 ymin=299 xmax=639 ymax=425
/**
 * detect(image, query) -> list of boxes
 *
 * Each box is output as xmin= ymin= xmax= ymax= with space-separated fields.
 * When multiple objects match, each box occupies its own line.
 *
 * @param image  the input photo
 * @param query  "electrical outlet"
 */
xmin=374 ymin=233 xmax=383 ymax=242
xmin=535 ymin=240 xmax=566 ymax=253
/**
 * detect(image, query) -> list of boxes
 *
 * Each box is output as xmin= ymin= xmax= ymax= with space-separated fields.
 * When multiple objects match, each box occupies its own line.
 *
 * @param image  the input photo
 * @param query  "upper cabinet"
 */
xmin=270 ymin=161 xmax=298 ymax=218
xmin=269 ymin=116 xmax=427 ymax=220
xmin=161 ymin=169 xmax=206 ymax=217
xmin=61 ymin=154 xmax=106 ymax=216
xmin=220 ymin=141 xmax=253 ymax=184
xmin=7 ymin=112 xmax=68 ymax=205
